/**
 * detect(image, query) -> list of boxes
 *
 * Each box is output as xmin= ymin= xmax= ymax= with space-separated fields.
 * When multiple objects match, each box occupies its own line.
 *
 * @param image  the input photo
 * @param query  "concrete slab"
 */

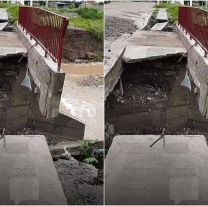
xmin=0 ymin=8 xmax=8 ymax=22
xmin=151 ymin=22 xmax=168 ymax=31
xmin=156 ymin=8 xmax=168 ymax=22
xmin=105 ymin=2 xmax=154 ymax=98
xmin=0 ymin=135 xmax=67 ymax=205
xmin=105 ymin=135 xmax=208 ymax=205
xmin=0 ymin=32 xmax=26 ymax=57
xmin=123 ymin=30 xmax=186 ymax=63
xmin=0 ymin=22 xmax=8 ymax=31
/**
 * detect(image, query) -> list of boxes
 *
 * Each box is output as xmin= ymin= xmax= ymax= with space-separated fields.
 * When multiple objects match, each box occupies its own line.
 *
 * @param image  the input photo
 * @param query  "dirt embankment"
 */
xmin=63 ymin=28 xmax=103 ymax=62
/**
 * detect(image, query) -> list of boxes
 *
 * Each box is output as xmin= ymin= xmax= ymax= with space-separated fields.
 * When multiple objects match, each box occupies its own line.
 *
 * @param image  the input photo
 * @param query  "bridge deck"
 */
xmin=0 ymin=31 xmax=26 ymax=58
xmin=123 ymin=30 xmax=187 ymax=63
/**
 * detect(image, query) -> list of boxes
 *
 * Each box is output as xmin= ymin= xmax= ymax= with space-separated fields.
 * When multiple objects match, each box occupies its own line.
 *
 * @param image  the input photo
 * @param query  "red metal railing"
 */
xmin=18 ymin=6 xmax=69 ymax=71
xmin=178 ymin=6 xmax=208 ymax=57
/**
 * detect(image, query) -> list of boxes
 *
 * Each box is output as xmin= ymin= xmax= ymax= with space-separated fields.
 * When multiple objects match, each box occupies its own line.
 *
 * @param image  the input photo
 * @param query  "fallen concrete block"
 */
xmin=0 ymin=9 xmax=8 ymax=22
xmin=156 ymin=8 xmax=168 ymax=22
xmin=151 ymin=22 xmax=168 ymax=31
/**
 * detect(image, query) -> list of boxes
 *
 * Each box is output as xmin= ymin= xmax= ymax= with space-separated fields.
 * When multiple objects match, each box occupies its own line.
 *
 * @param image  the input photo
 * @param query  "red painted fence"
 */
xmin=178 ymin=6 xmax=208 ymax=57
xmin=18 ymin=6 xmax=69 ymax=71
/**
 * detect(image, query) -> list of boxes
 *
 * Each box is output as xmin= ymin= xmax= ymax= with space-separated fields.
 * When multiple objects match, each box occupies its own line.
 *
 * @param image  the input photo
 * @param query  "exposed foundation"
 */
xmin=106 ymin=54 xmax=208 ymax=142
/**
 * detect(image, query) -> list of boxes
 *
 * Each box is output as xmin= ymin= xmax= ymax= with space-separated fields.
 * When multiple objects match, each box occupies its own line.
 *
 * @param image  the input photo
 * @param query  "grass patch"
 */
xmin=155 ymin=3 xmax=179 ymax=24
xmin=70 ymin=7 xmax=103 ymax=19
xmin=47 ymin=7 xmax=103 ymax=40
xmin=70 ymin=18 xmax=103 ymax=40
xmin=0 ymin=3 xmax=19 ymax=25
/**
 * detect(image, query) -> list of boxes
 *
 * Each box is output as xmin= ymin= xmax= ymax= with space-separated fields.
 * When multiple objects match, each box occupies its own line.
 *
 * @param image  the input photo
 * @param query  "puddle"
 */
xmin=62 ymin=63 xmax=103 ymax=76
xmin=60 ymin=74 xmax=104 ymax=141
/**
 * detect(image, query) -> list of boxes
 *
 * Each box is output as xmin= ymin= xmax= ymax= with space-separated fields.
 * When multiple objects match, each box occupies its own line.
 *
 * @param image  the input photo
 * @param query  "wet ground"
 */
xmin=60 ymin=63 xmax=104 ymax=141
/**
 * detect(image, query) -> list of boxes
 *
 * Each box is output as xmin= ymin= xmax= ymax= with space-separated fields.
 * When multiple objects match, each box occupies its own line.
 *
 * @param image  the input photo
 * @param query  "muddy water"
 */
xmin=62 ymin=63 xmax=103 ymax=76
xmin=60 ymin=72 xmax=104 ymax=141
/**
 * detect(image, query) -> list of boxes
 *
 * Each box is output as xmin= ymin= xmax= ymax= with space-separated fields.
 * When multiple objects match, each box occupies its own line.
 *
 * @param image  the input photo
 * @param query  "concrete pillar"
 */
xmin=30 ymin=0 xmax=33 ymax=6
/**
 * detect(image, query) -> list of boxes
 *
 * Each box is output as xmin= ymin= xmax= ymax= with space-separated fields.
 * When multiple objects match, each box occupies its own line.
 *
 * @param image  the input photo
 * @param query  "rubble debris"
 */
xmin=110 ymin=82 xmax=168 ymax=106
xmin=55 ymin=158 xmax=103 ymax=205
xmin=105 ymin=16 xmax=137 ymax=41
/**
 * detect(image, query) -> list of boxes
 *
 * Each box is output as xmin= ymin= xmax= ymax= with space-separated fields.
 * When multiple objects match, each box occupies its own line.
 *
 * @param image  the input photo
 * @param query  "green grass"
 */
xmin=154 ymin=3 xmax=179 ymax=24
xmin=0 ymin=4 xmax=103 ymax=40
xmin=0 ymin=3 xmax=19 ymax=25
xmin=70 ymin=18 xmax=103 ymax=40
xmin=48 ymin=7 xmax=103 ymax=40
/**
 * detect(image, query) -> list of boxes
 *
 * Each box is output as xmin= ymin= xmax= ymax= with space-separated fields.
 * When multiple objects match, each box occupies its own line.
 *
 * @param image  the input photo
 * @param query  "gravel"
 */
xmin=55 ymin=158 xmax=103 ymax=205
xmin=105 ymin=16 xmax=137 ymax=41
xmin=78 ymin=75 xmax=104 ymax=87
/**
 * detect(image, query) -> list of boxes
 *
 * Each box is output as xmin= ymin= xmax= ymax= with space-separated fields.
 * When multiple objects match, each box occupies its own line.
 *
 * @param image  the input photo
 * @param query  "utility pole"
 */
xmin=190 ymin=0 xmax=192 ymax=6
xmin=46 ymin=0 xmax=48 ymax=9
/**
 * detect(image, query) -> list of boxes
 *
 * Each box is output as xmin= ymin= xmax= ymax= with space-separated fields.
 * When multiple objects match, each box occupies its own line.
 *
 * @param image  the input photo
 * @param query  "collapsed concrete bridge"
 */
xmin=0 ymin=7 xmax=85 ymax=141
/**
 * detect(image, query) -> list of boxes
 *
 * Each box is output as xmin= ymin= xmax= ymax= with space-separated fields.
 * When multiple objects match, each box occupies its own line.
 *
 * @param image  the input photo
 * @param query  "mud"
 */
xmin=63 ymin=28 xmax=103 ymax=63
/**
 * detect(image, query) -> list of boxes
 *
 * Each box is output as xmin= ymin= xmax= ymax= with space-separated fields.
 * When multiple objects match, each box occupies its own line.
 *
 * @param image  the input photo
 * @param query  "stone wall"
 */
xmin=63 ymin=28 xmax=103 ymax=62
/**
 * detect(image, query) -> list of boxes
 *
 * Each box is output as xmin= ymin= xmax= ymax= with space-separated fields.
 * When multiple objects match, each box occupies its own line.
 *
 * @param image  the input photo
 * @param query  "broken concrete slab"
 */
xmin=49 ymin=140 xmax=81 ymax=157
xmin=0 ymin=9 xmax=8 ymax=22
xmin=105 ymin=34 xmax=129 ymax=99
xmin=124 ymin=45 xmax=186 ymax=63
xmin=151 ymin=22 xmax=168 ymax=31
xmin=105 ymin=135 xmax=208 ymax=205
xmin=0 ymin=22 xmax=8 ymax=31
xmin=0 ymin=135 xmax=67 ymax=205
xmin=123 ymin=30 xmax=186 ymax=63
xmin=156 ymin=8 xmax=168 ymax=22
xmin=0 ymin=32 xmax=26 ymax=57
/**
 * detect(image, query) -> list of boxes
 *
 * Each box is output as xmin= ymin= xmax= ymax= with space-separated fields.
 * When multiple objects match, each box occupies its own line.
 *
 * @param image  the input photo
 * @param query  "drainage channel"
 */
xmin=105 ymin=54 xmax=208 ymax=149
